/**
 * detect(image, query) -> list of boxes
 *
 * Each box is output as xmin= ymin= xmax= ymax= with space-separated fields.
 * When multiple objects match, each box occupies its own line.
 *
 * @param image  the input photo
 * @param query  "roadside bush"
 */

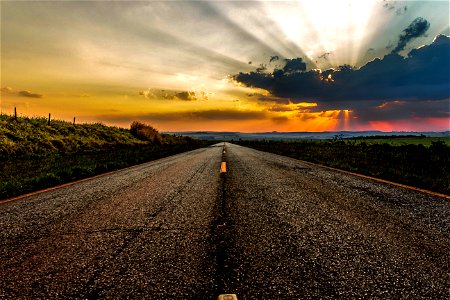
xmin=130 ymin=121 xmax=162 ymax=143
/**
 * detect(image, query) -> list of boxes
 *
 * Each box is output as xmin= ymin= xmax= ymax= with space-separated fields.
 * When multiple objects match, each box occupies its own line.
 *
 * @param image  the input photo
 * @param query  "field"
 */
xmin=2 ymin=115 xmax=448 ymax=199
xmin=0 ymin=115 xmax=213 ymax=199
xmin=348 ymin=136 xmax=450 ymax=147
xmin=235 ymin=138 xmax=450 ymax=195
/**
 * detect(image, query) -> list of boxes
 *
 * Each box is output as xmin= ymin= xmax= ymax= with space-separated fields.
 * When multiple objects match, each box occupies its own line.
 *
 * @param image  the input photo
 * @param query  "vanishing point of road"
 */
xmin=1 ymin=143 xmax=449 ymax=299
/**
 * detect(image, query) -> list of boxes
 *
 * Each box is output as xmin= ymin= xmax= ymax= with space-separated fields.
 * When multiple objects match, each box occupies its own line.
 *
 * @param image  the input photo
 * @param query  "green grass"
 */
xmin=349 ymin=136 xmax=450 ymax=147
xmin=235 ymin=139 xmax=450 ymax=195
xmin=0 ymin=114 xmax=147 ymax=156
xmin=0 ymin=115 xmax=213 ymax=199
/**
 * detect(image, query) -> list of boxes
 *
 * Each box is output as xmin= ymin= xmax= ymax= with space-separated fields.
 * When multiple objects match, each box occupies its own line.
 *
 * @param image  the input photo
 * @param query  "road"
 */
xmin=1 ymin=143 xmax=449 ymax=299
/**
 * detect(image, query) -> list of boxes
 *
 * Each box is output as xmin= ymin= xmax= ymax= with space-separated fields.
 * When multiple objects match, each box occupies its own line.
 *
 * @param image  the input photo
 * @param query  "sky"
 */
xmin=1 ymin=0 xmax=449 ymax=132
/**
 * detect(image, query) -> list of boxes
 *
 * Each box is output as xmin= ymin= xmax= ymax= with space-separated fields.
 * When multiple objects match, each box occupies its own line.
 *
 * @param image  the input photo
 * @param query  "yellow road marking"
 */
xmin=218 ymin=294 xmax=238 ymax=300
xmin=220 ymin=162 xmax=227 ymax=173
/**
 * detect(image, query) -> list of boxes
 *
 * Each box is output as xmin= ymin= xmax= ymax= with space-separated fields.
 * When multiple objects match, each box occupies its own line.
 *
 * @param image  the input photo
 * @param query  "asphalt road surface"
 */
xmin=1 ymin=143 xmax=449 ymax=299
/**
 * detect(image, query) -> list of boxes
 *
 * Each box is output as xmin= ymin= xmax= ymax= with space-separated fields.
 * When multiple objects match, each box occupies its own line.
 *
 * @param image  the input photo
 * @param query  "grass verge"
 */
xmin=234 ymin=139 xmax=450 ymax=195
xmin=0 ymin=115 xmax=213 ymax=199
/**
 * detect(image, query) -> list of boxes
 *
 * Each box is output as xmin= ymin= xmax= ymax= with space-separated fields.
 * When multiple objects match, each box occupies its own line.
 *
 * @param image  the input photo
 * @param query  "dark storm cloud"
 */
xmin=392 ymin=17 xmax=430 ymax=54
xmin=233 ymin=35 xmax=449 ymax=105
xmin=282 ymin=58 xmax=307 ymax=73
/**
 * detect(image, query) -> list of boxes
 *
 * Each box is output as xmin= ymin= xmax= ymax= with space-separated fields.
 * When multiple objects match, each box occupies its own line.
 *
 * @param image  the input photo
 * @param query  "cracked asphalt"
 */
xmin=1 ymin=143 xmax=449 ymax=299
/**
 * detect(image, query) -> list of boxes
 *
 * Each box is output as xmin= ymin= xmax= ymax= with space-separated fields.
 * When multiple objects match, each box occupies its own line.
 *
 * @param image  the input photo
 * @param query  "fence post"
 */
xmin=48 ymin=113 xmax=51 ymax=125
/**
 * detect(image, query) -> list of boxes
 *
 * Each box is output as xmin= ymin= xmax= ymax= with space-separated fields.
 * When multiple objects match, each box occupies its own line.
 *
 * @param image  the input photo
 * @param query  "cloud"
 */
xmin=271 ymin=115 xmax=289 ymax=123
xmin=1 ymin=87 xmax=44 ymax=98
xmin=385 ymin=40 xmax=394 ymax=50
xmin=269 ymin=55 xmax=279 ymax=63
xmin=382 ymin=1 xmax=407 ymax=15
xmin=139 ymin=88 xmax=207 ymax=101
xmin=245 ymin=92 xmax=292 ymax=104
xmin=233 ymin=35 xmax=449 ymax=123
xmin=318 ymin=52 xmax=331 ymax=60
xmin=269 ymin=102 xmax=317 ymax=112
xmin=186 ymin=109 xmax=267 ymax=121
xmin=396 ymin=6 xmax=407 ymax=16
xmin=382 ymin=1 xmax=407 ymax=14
xmin=382 ymin=1 xmax=396 ymax=11
xmin=256 ymin=64 xmax=267 ymax=73
xmin=174 ymin=91 xmax=196 ymax=101
xmin=392 ymin=17 xmax=430 ymax=54
xmin=102 ymin=109 xmax=268 ymax=123
xmin=355 ymin=99 xmax=449 ymax=122
xmin=1 ymin=87 xmax=13 ymax=93
xmin=18 ymin=90 xmax=43 ymax=98
xmin=282 ymin=58 xmax=307 ymax=74
xmin=233 ymin=35 xmax=449 ymax=105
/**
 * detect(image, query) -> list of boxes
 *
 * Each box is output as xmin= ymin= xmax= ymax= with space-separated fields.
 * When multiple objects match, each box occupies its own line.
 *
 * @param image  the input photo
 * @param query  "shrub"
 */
xmin=130 ymin=121 xmax=162 ymax=143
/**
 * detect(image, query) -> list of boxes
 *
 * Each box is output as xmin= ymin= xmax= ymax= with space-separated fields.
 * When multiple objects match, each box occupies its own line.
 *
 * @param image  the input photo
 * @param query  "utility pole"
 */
xmin=48 ymin=113 xmax=51 ymax=125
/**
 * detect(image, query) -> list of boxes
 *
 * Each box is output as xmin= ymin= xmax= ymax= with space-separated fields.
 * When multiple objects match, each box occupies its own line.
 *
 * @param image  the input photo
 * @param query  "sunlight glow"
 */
xmin=343 ymin=109 xmax=351 ymax=130
xmin=265 ymin=0 xmax=378 ymax=68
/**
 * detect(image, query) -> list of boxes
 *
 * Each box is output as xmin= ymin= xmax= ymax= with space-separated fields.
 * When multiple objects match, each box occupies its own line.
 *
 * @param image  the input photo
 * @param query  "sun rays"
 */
xmin=260 ymin=0 xmax=379 ymax=68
